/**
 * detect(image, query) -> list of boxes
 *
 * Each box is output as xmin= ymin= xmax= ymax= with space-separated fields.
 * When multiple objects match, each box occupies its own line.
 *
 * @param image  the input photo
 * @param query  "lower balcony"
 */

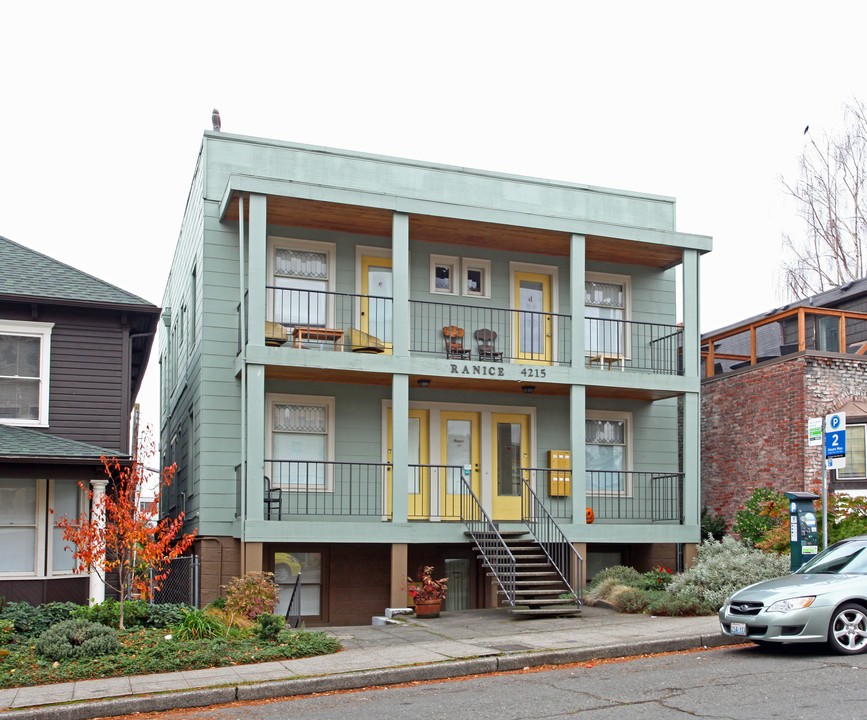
xmin=257 ymin=460 xmax=684 ymax=524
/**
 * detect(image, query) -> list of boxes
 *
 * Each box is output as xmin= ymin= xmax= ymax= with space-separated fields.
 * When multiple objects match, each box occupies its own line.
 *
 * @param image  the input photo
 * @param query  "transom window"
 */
xmin=0 ymin=320 xmax=53 ymax=426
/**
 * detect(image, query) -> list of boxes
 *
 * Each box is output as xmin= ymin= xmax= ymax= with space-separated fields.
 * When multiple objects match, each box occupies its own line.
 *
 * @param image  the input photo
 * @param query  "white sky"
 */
xmin=2 ymin=0 xmax=866 ymax=447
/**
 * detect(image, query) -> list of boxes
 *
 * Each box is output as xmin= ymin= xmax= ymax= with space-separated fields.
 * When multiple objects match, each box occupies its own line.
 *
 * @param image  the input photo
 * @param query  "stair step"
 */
xmin=499 ymin=588 xmax=568 ymax=596
xmin=509 ymin=605 xmax=581 ymax=617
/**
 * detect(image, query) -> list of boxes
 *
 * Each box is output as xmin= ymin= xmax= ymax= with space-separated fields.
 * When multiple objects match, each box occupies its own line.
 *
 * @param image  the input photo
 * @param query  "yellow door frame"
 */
xmin=361 ymin=254 xmax=393 ymax=353
xmin=387 ymin=408 xmax=430 ymax=519
xmin=491 ymin=413 xmax=530 ymax=521
xmin=513 ymin=270 xmax=553 ymax=365
xmin=439 ymin=411 xmax=480 ymax=521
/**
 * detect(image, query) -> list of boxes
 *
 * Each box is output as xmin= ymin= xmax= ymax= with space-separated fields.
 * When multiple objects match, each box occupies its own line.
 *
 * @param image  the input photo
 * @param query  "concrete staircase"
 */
xmin=472 ymin=531 xmax=581 ymax=618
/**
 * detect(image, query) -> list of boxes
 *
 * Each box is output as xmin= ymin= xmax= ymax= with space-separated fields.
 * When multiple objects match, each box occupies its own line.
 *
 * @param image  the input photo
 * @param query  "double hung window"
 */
xmin=585 ymin=273 xmax=629 ymax=358
xmin=270 ymin=239 xmax=335 ymax=329
xmin=586 ymin=412 xmax=631 ymax=493
xmin=0 ymin=320 xmax=53 ymax=426
xmin=268 ymin=395 xmax=334 ymax=490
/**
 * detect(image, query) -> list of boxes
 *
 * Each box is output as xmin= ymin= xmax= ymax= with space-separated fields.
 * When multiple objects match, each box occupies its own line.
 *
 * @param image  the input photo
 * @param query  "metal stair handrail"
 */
xmin=521 ymin=473 xmax=584 ymax=604
xmin=458 ymin=471 xmax=516 ymax=607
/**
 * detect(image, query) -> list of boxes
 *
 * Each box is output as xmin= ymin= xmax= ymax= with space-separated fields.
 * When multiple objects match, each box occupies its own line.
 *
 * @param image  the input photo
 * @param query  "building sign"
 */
xmin=807 ymin=417 xmax=822 ymax=447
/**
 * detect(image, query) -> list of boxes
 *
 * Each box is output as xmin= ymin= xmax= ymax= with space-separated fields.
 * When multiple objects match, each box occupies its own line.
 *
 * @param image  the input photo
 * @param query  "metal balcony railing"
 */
xmin=587 ymin=470 xmax=684 ymax=522
xmin=265 ymin=460 xmax=389 ymax=517
xmin=409 ymin=299 xmax=572 ymax=365
xmin=520 ymin=468 xmax=684 ymax=523
xmin=585 ymin=317 xmax=682 ymax=374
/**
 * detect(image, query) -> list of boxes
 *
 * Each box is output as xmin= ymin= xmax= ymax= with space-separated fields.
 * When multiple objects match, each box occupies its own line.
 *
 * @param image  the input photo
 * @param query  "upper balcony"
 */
xmin=702 ymin=305 xmax=867 ymax=377
xmin=243 ymin=287 xmax=683 ymax=376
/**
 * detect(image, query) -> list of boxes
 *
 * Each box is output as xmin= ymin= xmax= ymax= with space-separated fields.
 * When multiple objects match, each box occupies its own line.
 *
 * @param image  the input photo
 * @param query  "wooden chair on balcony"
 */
xmin=475 ymin=328 xmax=503 ymax=362
xmin=443 ymin=326 xmax=471 ymax=360
xmin=264 ymin=475 xmax=282 ymax=519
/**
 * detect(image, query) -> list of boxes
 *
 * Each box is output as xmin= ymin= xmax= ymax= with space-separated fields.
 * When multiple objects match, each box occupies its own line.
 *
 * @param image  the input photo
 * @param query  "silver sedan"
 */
xmin=719 ymin=536 xmax=867 ymax=654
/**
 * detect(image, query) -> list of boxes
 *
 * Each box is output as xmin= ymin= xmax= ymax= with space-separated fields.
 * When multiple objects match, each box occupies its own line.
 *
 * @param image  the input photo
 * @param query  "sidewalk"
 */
xmin=0 ymin=606 xmax=736 ymax=720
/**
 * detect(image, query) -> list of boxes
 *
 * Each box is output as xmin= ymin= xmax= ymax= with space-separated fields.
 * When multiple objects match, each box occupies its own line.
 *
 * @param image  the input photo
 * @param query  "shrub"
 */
xmin=175 ymin=607 xmax=226 ymax=640
xmin=733 ymin=486 xmax=787 ymax=548
xmin=144 ymin=603 xmax=191 ymax=629
xmin=701 ymin=506 xmax=727 ymax=541
xmin=224 ymin=571 xmax=279 ymax=620
xmin=35 ymin=619 xmax=119 ymax=661
xmin=589 ymin=565 xmax=643 ymax=589
xmin=642 ymin=565 xmax=675 ymax=591
xmin=828 ymin=493 xmax=867 ymax=544
xmin=256 ymin=612 xmax=285 ymax=641
xmin=667 ymin=536 xmax=790 ymax=610
xmin=0 ymin=601 xmax=81 ymax=637
xmin=209 ymin=595 xmax=227 ymax=610
xmin=0 ymin=619 xmax=14 ymax=644
xmin=75 ymin=599 xmax=151 ymax=629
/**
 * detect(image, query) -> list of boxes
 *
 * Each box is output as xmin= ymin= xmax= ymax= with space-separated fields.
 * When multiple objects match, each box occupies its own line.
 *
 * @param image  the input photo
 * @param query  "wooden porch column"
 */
xmin=392 ymin=212 xmax=409 ymax=357
xmin=681 ymin=249 xmax=700 ymax=377
xmin=572 ymin=542 xmax=587 ymax=588
xmin=570 ymin=234 xmax=586 ymax=364
xmin=569 ymin=384 xmax=587 ymax=525
xmin=391 ymin=374 xmax=409 ymax=524
xmin=390 ymin=543 xmax=408 ymax=607
xmin=798 ymin=308 xmax=806 ymax=351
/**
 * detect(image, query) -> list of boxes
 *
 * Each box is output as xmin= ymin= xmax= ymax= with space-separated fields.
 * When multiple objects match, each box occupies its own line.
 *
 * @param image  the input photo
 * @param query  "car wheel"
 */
xmin=828 ymin=603 xmax=867 ymax=655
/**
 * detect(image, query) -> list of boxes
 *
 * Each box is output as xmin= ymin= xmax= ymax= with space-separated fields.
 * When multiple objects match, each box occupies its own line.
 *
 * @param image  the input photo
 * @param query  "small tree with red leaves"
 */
xmin=54 ymin=431 xmax=197 ymax=630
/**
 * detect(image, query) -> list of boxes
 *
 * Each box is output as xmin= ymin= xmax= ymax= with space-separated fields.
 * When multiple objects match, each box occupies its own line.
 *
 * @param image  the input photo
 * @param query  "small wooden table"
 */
xmin=292 ymin=326 xmax=345 ymax=351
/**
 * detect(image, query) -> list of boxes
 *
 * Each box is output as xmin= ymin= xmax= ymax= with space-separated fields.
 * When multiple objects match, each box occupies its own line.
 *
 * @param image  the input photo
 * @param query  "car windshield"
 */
xmin=797 ymin=540 xmax=867 ymax=574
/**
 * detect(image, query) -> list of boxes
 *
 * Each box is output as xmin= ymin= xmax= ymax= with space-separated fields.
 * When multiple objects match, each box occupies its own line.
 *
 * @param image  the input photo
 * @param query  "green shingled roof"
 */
xmin=0 ymin=424 xmax=116 ymax=460
xmin=0 ymin=235 xmax=155 ymax=307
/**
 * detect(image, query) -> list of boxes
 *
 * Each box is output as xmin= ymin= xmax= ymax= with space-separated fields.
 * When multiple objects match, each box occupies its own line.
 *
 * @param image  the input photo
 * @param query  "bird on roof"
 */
xmin=212 ymin=109 xmax=221 ymax=132
xmin=804 ymin=125 xmax=809 ymax=134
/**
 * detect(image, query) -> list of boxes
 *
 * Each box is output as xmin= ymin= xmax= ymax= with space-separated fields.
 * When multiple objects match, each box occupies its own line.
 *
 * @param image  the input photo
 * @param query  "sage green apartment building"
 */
xmin=160 ymin=131 xmax=711 ymax=625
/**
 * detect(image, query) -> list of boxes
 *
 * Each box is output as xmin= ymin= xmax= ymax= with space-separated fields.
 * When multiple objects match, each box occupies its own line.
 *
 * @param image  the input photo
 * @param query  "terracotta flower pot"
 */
xmin=413 ymin=598 xmax=442 ymax=618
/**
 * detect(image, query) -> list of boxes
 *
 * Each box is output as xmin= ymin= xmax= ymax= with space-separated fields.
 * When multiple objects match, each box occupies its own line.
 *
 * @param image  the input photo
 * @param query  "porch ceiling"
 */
xmin=224 ymin=193 xmax=685 ymax=269
xmin=263 ymin=365 xmax=678 ymax=400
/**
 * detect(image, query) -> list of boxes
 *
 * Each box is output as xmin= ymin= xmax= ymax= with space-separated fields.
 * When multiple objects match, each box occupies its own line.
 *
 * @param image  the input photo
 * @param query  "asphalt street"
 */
xmin=113 ymin=643 xmax=867 ymax=720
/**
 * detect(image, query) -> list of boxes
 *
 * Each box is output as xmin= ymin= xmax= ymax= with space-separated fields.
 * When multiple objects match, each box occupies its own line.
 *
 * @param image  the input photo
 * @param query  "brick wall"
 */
xmin=701 ymin=354 xmax=867 ymax=530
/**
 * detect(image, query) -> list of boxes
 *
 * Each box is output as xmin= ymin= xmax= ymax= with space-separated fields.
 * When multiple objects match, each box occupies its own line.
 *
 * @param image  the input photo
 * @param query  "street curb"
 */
xmin=0 ymin=634 xmax=742 ymax=720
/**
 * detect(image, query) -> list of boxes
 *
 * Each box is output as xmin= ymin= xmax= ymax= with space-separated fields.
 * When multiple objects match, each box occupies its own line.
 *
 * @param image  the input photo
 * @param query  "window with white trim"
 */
xmin=585 ymin=272 xmax=630 ymax=358
xmin=0 ymin=478 xmax=81 ymax=577
xmin=0 ymin=320 xmax=53 ymax=426
xmin=430 ymin=255 xmax=459 ymax=295
xmin=462 ymin=258 xmax=491 ymax=299
xmin=585 ymin=411 xmax=632 ymax=493
xmin=267 ymin=395 xmax=335 ymax=490
xmin=840 ymin=424 xmax=867 ymax=479
xmin=269 ymin=238 xmax=336 ymax=329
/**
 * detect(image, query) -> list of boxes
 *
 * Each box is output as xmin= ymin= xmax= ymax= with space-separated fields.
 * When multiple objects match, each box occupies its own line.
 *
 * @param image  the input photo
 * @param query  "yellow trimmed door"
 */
xmin=513 ymin=271 xmax=552 ymax=364
xmin=361 ymin=255 xmax=393 ymax=353
xmin=387 ymin=408 xmax=429 ymax=519
xmin=491 ymin=413 xmax=530 ymax=521
xmin=440 ymin=411 xmax=480 ymax=521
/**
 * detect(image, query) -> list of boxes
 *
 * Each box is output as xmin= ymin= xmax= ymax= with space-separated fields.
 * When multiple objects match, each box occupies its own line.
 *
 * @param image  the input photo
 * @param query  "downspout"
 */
xmin=239 ymin=194 xmax=247 ymax=553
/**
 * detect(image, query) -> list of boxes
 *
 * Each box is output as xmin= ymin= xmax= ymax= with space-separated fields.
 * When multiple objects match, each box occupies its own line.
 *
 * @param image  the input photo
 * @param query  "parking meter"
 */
xmin=784 ymin=492 xmax=820 ymax=571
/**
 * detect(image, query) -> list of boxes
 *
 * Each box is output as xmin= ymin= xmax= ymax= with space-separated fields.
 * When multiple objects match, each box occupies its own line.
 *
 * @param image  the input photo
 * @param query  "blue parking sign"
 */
xmin=826 ymin=430 xmax=846 ymax=458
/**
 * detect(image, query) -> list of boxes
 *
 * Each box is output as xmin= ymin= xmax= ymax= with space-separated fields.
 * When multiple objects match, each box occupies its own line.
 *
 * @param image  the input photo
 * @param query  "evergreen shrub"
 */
xmin=35 ymin=620 xmax=119 ymax=661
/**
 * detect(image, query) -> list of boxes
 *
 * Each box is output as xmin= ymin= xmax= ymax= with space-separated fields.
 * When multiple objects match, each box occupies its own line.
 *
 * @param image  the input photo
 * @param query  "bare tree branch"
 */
xmin=781 ymin=99 xmax=867 ymax=299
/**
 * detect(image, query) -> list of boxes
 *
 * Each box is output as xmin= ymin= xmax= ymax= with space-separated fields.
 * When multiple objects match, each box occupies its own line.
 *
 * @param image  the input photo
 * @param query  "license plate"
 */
xmin=731 ymin=622 xmax=747 ymax=636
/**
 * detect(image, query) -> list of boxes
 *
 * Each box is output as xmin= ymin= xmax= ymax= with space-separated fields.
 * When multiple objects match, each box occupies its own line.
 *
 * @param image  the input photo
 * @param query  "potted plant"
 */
xmin=407 ymin=565 xmax=448 ymax=618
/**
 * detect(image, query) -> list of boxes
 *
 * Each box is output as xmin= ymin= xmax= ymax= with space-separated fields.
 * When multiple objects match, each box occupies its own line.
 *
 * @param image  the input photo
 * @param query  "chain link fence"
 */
xmin=149 ymin=555 xmax=200 ymax=607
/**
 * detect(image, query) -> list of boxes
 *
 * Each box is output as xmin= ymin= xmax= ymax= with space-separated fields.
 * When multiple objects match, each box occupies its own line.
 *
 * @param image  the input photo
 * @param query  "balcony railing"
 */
xmin=409 ymin=299 xmax=573 ymax=365
xmin=253 ymin=287 xmax=682 ymax=373
xmin=266 ymin=460 xmax=388 ymax=517
xmin=521 ymin=468 xmax=684 ymax=523
xmin=263 ymin=461 xmax=682 ymax=524
xmin=587 ymin=471 xmax=683 ymax=522
xmin=585 ymin=318 xmax=682 ymax=375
